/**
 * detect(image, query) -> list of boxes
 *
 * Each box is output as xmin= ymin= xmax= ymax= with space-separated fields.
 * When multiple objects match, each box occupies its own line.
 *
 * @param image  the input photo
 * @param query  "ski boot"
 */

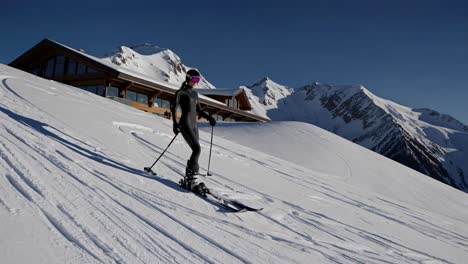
xmin=185 ymin=160 xmax=200 ymax=177
xmin=179 ymin=172 xmax=198 ymax=190
xmin=192 ymin=182 xmax=209 ymax=197
xmin=179 ymin=161 xmax=199 ymax=191
xmin=179 ymin=177 xmax=209 ymax=197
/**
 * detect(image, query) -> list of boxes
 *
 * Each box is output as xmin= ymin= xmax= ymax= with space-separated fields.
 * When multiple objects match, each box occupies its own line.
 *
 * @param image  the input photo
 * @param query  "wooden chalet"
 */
xmin=196 ymin=88 xmax=253 ymax=120
xmin=9 ymin=39 xmax=270 ymax=122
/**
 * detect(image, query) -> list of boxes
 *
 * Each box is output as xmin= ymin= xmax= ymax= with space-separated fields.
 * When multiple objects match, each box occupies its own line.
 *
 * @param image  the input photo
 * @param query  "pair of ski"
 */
xmin=144 ymin=167 xmax=262 ymax=213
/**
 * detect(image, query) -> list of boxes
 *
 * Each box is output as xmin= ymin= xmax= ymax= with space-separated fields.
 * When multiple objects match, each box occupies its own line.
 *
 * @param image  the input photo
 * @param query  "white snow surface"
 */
xmin=1 ymin=63 xmax=468 ymax=264
xmin=102 ymin=43 xmax=215 ymax=89
xmin=241 ymin=87 xmax=270 ymax=119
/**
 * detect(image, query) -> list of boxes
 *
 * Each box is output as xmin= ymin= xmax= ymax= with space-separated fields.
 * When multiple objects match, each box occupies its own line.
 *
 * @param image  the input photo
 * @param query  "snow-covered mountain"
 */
xmin=245 ymin=77 xmax=294 ymax=109
xmin=102 ymin=44 xmax=215 ymax=89
xmin=247 ymin=79 xmax=468 ymax=192
xmin=2 ymin=63 xmax=468 ymax=263
xmin=240 ymin=77 xmax=294 ymax=120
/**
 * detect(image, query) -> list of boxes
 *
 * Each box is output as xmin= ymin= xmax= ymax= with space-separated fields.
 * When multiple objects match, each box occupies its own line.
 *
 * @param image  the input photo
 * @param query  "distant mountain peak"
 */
xmin=127 ymin=43 xmax=167 ymax=55
xmin=104 ymin=43 xmax=169 ymax=57
xmin=248 ymin=80 xmax=468 ymax=191
xmin=251 ymin=77 xmax=273 ymax=86
xmin=101 ymin=44 xmax=215 ymax=88
xmin=246 ymin=77 xmax=294 ymax=109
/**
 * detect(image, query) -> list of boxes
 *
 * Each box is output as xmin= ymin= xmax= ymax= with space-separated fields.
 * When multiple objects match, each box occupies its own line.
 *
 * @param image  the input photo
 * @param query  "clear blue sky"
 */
xmin=1 ymin=0 xmax=467 ymax=124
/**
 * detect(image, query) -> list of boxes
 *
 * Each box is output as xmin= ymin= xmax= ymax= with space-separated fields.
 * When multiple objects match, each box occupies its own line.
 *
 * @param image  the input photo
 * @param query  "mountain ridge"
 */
xmin=247 ymin=78 xmax=468 ymax=191
xmin=101 ymin=43 xmax=215 ymax=89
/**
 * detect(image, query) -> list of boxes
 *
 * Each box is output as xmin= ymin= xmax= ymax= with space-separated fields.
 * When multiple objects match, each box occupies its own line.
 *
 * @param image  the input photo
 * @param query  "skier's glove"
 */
xmin=209 ymin=117 xmax=216 ymax=127
xmin=173 ymin=123 xmax=180 ymax=135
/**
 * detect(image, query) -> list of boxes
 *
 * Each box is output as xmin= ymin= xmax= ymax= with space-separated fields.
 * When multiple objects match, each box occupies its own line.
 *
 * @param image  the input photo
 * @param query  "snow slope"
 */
xmin=1 ymin=63 xmax=468 ymax=264
xmin=102 ymin=44 xmax=215 ymax=89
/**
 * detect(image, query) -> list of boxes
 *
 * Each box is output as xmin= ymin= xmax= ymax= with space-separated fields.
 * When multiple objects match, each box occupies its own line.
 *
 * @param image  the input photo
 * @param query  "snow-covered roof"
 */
xmin=196 ymin=87 xmax=254 ymax=112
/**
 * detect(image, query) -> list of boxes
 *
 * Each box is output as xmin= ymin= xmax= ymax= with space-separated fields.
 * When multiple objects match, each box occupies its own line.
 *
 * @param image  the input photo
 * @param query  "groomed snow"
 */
xmin=1 ymin=64 xmax=468 ymax=264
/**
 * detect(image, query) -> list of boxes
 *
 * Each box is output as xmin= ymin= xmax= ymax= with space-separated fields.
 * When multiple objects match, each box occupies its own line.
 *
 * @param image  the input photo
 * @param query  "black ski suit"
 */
xmin=171 ymin=83 xmax=211 ymax=173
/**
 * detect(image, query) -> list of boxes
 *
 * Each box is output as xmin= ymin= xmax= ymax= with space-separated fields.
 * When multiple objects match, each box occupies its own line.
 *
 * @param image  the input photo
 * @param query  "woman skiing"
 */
xmin=171 ymin=69 xmax=216 ymax=186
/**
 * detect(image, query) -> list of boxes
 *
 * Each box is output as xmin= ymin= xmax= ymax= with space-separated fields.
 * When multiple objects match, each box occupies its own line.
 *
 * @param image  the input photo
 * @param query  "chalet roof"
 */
xmin=196 ymin=88 xmax=253 ymax=111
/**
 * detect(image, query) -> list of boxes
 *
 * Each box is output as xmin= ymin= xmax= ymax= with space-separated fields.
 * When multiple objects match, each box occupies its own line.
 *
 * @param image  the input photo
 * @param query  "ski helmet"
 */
xmin=186 ymin=69 xmax=201 ymax=83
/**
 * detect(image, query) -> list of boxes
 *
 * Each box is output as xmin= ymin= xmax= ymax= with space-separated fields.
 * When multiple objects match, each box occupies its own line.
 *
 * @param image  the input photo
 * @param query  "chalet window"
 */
xmin=82 ymin=85 xmax=96 ymax=93
xmin=226 ymin=98 xmax=238 ymax=109
xmin=96 ymin=85 xmax=105 ymax=96
xmin=107 ymin=86 xmax=119 ymax=97
xmin=78 ymin=85 xmax=105 ymax=96
xmin=163 ymin=100 xmax=171 ymax=109
xmin=154 ymin=97 xmax=171 ymax=109
xmin=87 ymin=86 xmax=97 ymax=93
xmin=87 ymin=66 xmax=97 ymax=73
xmin=31 ymin=67 xmax=40 ymax=76
xmin=125 ymin=90 xmax=137 ymax=102
xmin=77 ymin=63 xmax=87 ymax=75
xmin=44 ymin=58 xmax=55 ymax=78
xmin=67 ymin=60 xmax=77 ymax=75
xmin=54 ymin=56 xmax=65 ymax=77
xmin=136 ymin=93 xmax=148 ymax=104
xmin=125 ymin=90 xmax=148 ymax=104
xmin=214 ymin=114 xmax=224 ymax=121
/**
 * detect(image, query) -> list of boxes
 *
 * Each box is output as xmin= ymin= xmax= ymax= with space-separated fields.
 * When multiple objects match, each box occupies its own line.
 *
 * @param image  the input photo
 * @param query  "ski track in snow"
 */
xmin=1 ymin=70 xmax=468 ymax=264
xmin=123 ymin=121 xmax=465 ymax=264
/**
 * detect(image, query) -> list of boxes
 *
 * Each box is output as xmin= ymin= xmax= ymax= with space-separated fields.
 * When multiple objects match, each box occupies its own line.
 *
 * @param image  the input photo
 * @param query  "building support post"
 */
xmin=148 ymin=91 xmax=161 ymax=108
xmin=119 ymin=82 xmax=133 ymax=98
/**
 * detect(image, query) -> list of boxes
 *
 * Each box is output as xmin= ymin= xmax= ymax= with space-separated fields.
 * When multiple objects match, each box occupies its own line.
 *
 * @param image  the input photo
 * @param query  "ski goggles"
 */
xmin=189 ymin=76 xmax=201 ymax=83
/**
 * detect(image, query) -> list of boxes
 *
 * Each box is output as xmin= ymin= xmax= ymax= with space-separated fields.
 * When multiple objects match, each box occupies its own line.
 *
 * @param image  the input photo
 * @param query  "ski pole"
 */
xmin=144 ymin=133 xmax=178 ymax=175
xmin=207 ymin=126 xmax=214 ymax=176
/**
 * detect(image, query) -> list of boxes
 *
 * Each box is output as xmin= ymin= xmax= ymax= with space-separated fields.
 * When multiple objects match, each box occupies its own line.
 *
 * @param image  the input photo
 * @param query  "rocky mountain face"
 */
xmin=101 ymin=44 xmax=215 ymax=89
xmin=248 ymin=79 xmax=468 ymax=192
